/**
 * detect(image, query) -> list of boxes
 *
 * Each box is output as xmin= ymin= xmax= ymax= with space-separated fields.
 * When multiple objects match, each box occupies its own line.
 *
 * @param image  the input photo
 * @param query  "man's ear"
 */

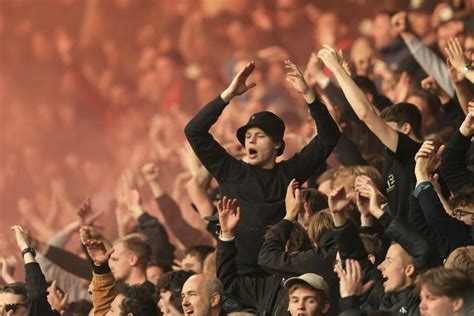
xmin=129 ymin=254 xmax=139 ymax=267
xmin=367 ymin=254 xmax=376 ymax=265
xmin=322 ymin=301 xmax=331 ymax=314
xmin=210 ymin=292 xmax=221 ymax=308
xmin=274 ymin=140 xmax=282 ymax=151
xmin=401 ymin=122 xmax=412 ymax=136
xmin=452 ymin=297 xmax=464 ymax=312
xmin=405 ymin=264 xmax=415 ymax=278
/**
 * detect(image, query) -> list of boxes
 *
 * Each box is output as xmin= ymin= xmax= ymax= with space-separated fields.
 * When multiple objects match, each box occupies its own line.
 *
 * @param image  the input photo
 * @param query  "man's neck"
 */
xmin=126 ymin=268 xmax=148 ymax=286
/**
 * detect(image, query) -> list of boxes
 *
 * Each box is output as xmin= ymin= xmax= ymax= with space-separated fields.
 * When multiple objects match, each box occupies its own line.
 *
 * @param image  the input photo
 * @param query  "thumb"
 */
xmin=246 ymin=82 xmax=257 ymax=90
xmin=104 ymin=248 xmax=115 ymax=259
xmin=436 ymin=144 xmax=446 ymax=158
xmin=61 ymin=292 xmax=69 ymax=305
xmin=361 ymin=280 xmax=375 ymax=294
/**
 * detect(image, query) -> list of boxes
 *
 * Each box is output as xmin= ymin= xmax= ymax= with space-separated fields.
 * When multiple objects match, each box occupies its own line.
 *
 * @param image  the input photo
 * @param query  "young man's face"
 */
xmin=109 ymin=241 xmax=133 ymax=281
xmin=159 ymin=291 xmax=183 ymax=316
xmin=244 ymin=127 xmax=279 ymax=169
xmin=181 ymin=275 xmax=212 ymax=316
xmin=288 ymin=286 xmax=328 ymax=316
xmin=0 ymin=292 xmax=28 ymax=316
xmin=377 ymin=244 xmax=413 ymax=292
xmin=181 ymin=254 xmax=202 ymax=273
xmin=419 ymin=286 xmax=463 ymax=316
xmin=105 ymin=294 xmax=125 ymax=316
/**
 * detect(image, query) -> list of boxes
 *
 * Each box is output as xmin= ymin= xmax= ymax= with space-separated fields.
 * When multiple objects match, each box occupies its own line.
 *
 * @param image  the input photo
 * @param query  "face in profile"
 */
xmin=377 ymin=244 xmax=414 ymax=293
xmin=181 ymin=275 xmax=214 ymax=316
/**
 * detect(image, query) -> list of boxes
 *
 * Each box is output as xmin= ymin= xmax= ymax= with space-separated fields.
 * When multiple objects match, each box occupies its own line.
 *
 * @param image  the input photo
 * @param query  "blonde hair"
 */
xmin=114 ymin=233 xmax=151 ymax=269
xmin=332 ymin=165 xmax=383 ymax=192
xmin=203 ymin=251 xmax=217 ymax=276
xmin=307 ymin=209 xmax=334 ymax=246
xmin=444 ymin=246 xmax=474 ymax=276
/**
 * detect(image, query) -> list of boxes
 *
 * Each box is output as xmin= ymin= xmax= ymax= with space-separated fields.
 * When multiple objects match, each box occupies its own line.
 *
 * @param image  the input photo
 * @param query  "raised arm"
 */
xmin=318 ymin=46 xmax=398 ymax=153
xmin=283 ymin=60 xmax=341 ymax=182
xmin=184 ymin=63 xmax=256 ymax=182
xmin=440 ymin=106 xmax=474 ymax=192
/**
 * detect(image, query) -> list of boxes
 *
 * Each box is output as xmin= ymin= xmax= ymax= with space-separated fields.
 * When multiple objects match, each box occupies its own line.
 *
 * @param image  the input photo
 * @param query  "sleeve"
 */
xmin=257 ymin=220 xmax=327 ymax=275
xmin=283 ymin=98 xmax=341 ymax=183
xmin=25 ymin=262 xmax=61 ymax=316
xmin=184 ymin=96 xmax=243 ymax=183
xmin=43 ymin=244 xmax=92 ymax=281
xmin=408 ymin=189 xmax=451 ymax=259
xmin=379 ymin=213 xmax=441 ymax=271
xmin=137 ymin=212 xmax=175 ymax=266
xmin=47 ymin=231 xmax=70 ymax=248
xmin=387 ymin=132 xmax=420 ymax=165
xmin=440 ymin=129 xmax=474 ymax=192
xmin=155 ymin=194 xmax=211 ymax=247
xmin=91 ymin=262 xmax=117 ymax=316
xmin=216 ymin=239 xmax=267 ymax=308
xmin=404 ymin=36 xmax=455 ymax=97
xmin=417 ymin=184 xmax=471 ymax=249
xmin=333 ymin=133 xmax=367 ymax=166
xmin=36 ymin=254 xmax=91 ymax=302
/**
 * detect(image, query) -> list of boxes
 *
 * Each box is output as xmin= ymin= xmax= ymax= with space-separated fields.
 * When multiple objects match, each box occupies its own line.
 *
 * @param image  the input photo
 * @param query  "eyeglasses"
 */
xmin=452 ymin=209 xmax=474 ymax=220
xmin=5 ymin=303 xmax=28 ymax=312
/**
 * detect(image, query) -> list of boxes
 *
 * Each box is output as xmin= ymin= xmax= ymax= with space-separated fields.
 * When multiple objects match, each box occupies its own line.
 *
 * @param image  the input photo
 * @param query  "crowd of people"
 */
xmin=0 ymin=0 xmax=473 ymax=315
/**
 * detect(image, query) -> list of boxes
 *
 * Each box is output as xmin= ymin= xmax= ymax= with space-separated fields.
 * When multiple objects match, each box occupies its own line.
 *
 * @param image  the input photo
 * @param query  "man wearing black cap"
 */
xmin=185 ymin=60 xmax=340 ymax=276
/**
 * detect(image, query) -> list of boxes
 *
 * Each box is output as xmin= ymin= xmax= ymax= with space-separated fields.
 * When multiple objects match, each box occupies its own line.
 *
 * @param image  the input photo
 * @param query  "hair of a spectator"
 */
xmin=416 ymin=268 xmax=474 ymax=307
xmin=316 ymin=169 xmax=337 ymax=187
xmin=380 ymin=102 xmax=422 ymax=139
xmin=184 ymin=245 xmax=215 ymax=265
xmin=156 ymin=50 xmax=185 ymax=67
xmin=115 ymin=233 xmax=151 ymax=269
xmin=408 ymin=89 xmax=442 ymax=118
xmin=301 ymin=188 xmax=328 ymax=215
xmin=444 ymin=246 xmax=474 ymax=276
xmin=307 ymin=209 xmax=334 ymax=246
xmin=360 ymin=233 xmax=386 ymax=265
xmin=66 ymin=299 xmax=93 ymax=315
xmin=1 ymin=282 xmax=28 ymax=300
xmin=120 ymin=284 xmax=157 ymax=316
xmin=332 ymin=165 xmax=383 ymax=192
xmin=448 ymin=187 xmax=474 ymax=210
xmin=156 ymin=270 xmax=195 ymax=313
xmin=289 ymin=283 xmax=329 ymax=304
xmin=287 ymin=222 xmax=314 ymax=252
xmin=201 ymin=273 xmax=224 ymax=300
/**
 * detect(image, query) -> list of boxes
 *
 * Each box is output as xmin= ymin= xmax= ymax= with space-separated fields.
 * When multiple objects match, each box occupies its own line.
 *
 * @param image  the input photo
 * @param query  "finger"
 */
xmin=436 ymin=144 xmax=446 ymax=157
xmin=287 ymin=179 xmax=296 ymax=197
xmin=345 ymin=259 xmax=353 ymax=278
xmin=105 ymin=248 xmax=115 ymax=259
xmin=216 ymin=200 xmax=222 ymax=212
xmin=361 ymin=280 xmax=375 ymax=294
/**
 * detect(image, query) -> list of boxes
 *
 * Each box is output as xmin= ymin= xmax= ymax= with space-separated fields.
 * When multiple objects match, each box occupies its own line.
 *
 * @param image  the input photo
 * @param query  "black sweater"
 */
xmin=26 ymin=262 xmax=61 ymax=316
xmin=185 ymin=95 xmax=340 ymax=275
xmin=440 ymin=129 xmax=474 ymax=192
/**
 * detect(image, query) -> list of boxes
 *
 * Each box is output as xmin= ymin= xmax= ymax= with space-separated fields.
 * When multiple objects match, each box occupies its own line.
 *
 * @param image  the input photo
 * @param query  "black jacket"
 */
xmin=26 ymin=262 xmax=61 ymax=316
xmin=258 ymin=219 xmax=339 ymax=315
xmin=440 ymin=129 xmax=474 ymax=192
xmin=185 ymin=95 xmax=340 ymax=275
xmin=217 ymin=239 xmax=289 ymax=316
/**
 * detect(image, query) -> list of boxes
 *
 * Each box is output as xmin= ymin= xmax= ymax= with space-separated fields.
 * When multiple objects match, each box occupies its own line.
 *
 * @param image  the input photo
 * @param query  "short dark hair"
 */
xmin=287 ymin=222 xmax=313 ymax=252
xmin=360 ymin=234 xmax=386 ymax=265
xmin=156 ymin=270 xmax=195 ymax=313
xmin=120 ymin=285 xmax=158 ymax=316
xmin=408 ymin=90 xmax=442 ymax=118
xmin=184 ymin=245 xmax=215 ymax=265
xmin=66 ymin=299 xmax=93 ymax=315
xmin=449 ymin=187 xmax=474 ymax=210
xmin=301 ymin=188 xmax=328 ymax=215
xmin=1 ymin=282 xmax=28 ymax=300
xmin=380 ymin=102 xmax=422 ymax=139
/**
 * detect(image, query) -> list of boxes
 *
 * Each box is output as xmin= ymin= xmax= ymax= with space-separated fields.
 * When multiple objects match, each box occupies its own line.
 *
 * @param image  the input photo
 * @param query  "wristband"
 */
xmin=218 ymin=234 xmax=235 ymax=242
xmin=21 ymin=247 xmax=36 ymax=258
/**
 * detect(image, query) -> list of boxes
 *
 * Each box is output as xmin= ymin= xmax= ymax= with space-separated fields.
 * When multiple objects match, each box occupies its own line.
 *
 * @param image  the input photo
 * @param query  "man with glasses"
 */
xmin=0 ymin=283 xmax=28 ymax=316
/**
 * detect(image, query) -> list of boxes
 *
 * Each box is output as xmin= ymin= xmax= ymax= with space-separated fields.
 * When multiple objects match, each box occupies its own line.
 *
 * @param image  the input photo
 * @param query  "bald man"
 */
xmin=181 ymin=274 xmax=223 ymax=316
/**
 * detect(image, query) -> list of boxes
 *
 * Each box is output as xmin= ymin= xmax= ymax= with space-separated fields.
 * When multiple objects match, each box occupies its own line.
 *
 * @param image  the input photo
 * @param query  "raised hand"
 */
xmin=79 ymin=226 xmax=101 ymax=245
xmin=390 ymin=11 xmax=409 ymax=35
xmin=459 ymin=103 xmax=474 ymax=137
xmin=125 ymin=189 xmax=144 ymax=219
xmin=414 ymin=141 xmax=445 ymax=182
xmin=217 ymin=196 xmax=240 ymax=239
xmin=84 ymin=239 xmax=114 ymax=266
xmin=47 ymin=280 xmax=69 ymax=312
xmin=420 ymin=76 xmax=450 ymax=102
xmin=77 ymin=198 xmax=103 ymax=226
xmin=285 ymin=60 xmax=311 ymax=95
xmin=317 ymin=45 xmax=344 ymax=74
xmin=141 ymin=162 xmax=160 ymax=182
xmin=355 ymin=180 xmax=383 ymax=218
xmin=284 ymin=179 xmax=301 ymax=222
xmin=445 ymin=38 xmax=467 ymax=74
xmin=446 ymin=57 xmax=465 ymax=84
xmin=328 ymin=186 xmax=350 ymax=213
xmin=221 ymin=61 xmax=256 ymax=102
xmin=10 ymin=226 xmax=31 ymax=251
xmin=334 ymin=259 xmax=374 ymax=298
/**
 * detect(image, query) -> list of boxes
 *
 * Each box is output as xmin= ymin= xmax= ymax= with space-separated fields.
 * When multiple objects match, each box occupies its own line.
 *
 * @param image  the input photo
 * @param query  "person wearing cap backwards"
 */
xmin=185 ymin=60 xmax=340 ymax=276
xmin=216 ymin=195 xmax=331 ymax=316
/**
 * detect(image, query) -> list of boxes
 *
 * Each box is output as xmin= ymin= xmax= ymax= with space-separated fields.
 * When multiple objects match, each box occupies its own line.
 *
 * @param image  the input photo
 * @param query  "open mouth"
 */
xmin=248 ymin=148 xmax=258 ymax=159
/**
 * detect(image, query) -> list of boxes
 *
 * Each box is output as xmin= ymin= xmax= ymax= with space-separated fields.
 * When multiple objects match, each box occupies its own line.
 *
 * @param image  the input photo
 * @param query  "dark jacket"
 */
xmin=258 ymin=219 xmax=339 ymax=315
xmin=217 ymin=239 xmax=289 ymax=316
xmin=25 ymin=262 xmax=61 ymax=316
xmin=440 ymin=129 xmax=474 ymax=192
xmin=185 ymin=95 xmax=340 ymax=275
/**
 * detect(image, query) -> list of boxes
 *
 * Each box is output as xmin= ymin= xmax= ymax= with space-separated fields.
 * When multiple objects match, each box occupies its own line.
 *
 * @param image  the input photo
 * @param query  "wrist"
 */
xmin=459 ymin=125 xmax=472 ymax=137
xmin=370 ymin=207 xmax=384 ymax=219
xmin=220 ymin=89 xmax=234 ymax=103
xmin=220 ymin=230 xmax=234 ymax=239
xmin=360 ymin=214 xmax=373 ymax=226
xmin=302 ymin=90 xmax=316 ymax=104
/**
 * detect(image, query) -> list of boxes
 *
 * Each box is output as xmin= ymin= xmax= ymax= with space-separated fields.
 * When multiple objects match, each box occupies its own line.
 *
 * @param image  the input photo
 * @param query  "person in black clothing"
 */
xmin=216 ymin=195 xmax=332 ymax=316
xmin=440 ymin=106 xmax=474 ymax=192
xmin=185 ymin=60 xmax=340 ymax=276
xmin=318 ymin=46 xmax=422 ymax=220
xmin=10 ymin=225 xmax=61 ymax=316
